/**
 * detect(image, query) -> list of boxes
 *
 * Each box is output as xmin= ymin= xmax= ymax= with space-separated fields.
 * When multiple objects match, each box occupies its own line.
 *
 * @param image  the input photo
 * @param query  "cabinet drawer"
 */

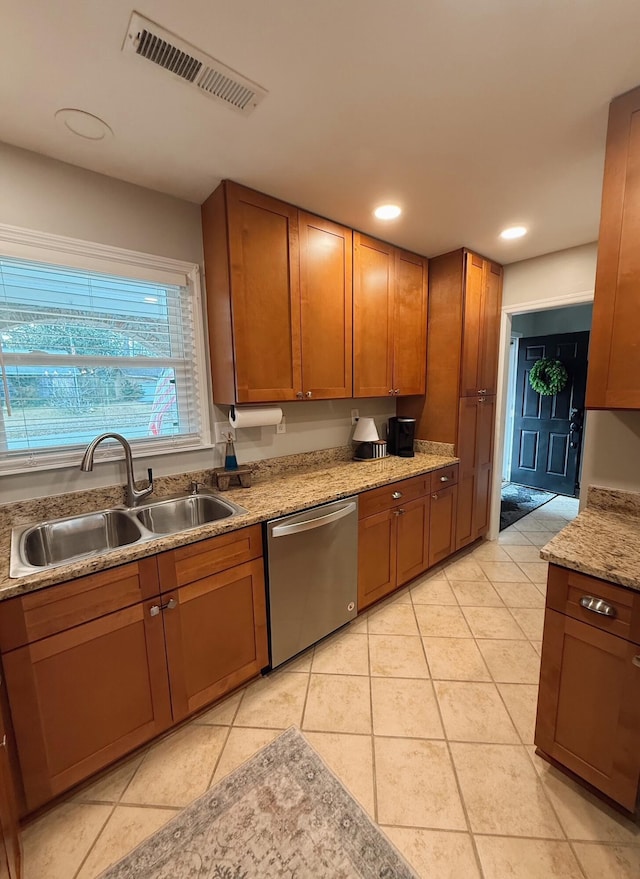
xmin=358 ymin=475 xmax=429 ymax=519
xmin=0 ymin=558 xmax=160 ymax=652
xmin=157 ymin=524 xmax=263 ymax=590
xmin=546 ymin=564 xmax=640 ymax=644
xmin=430 ymin=465 xmax=459 ymax=492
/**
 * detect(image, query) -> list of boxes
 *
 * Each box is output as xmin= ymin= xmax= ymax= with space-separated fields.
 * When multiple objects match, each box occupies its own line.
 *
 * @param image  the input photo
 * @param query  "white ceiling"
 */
xmin=2 ymin=1 xmax=640 ymax=263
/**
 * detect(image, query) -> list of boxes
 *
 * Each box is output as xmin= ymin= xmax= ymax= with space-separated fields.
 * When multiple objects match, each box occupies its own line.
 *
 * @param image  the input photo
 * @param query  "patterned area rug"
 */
xmin=500 ymin=482 xmax=556 ymax=531
xmin=98 ymin=727 xmax=417 ymax=879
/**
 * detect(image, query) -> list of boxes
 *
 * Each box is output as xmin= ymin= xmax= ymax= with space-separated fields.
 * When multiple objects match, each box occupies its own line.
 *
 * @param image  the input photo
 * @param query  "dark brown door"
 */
xmin=358 ymin=510 xmax=397 ymax=610
xmin=587 ymin=85 xmax=640 ymax=409
xmin=162 ymin=559 xmax=268 ymax=721
xmin=460 ymin=253 xmax=485 ymax=396
xmin=478 ymin=262 xmax=503 ymax=395
xmin=0 ymin=698 xmax=20 ymax=879
xmin=429 ymin=485 xmax=457 ymax=567
xmin=226 ymin=183 xmax=302 ymax=402
xmin=455 ymin=396 xmax=479 ymax=549
xmin=393 ymin=249 xmax=428 ymax=396
xmin=3 ymin=600 xmax=172 ymax=812
xmin=354 ymin=233 xmax=395 ymax=398
xmin=536 ymin=609 xmax=640 ymax=811
xmin=510 ymin=332 xmax=589 ymax=496
xmin=474 ymin=395 xmax=495 ymax=539
xmin=396 ymin=496 xmax=430 ymax=585
xmin=299 ymin=213 xmax=353 ymax=399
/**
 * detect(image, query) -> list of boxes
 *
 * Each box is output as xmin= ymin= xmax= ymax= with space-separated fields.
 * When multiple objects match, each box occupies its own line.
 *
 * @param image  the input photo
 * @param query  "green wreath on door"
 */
xmin=528 ymin=358 xmax=568 ymax=396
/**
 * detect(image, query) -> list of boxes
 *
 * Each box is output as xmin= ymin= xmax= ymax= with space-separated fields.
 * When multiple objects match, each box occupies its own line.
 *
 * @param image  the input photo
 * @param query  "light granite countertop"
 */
xmin=0 ymin=444 xmax=457 ymax=602
xmin=540 ymin=486 xmax=640 ymax=592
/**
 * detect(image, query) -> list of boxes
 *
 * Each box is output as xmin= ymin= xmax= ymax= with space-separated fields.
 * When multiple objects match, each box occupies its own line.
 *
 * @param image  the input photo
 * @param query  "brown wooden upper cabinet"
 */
xmin=353 ymin=233 xmax=428 ymax=398
xmin=460 ymin=253 xmax=502 ymax=397
xmin=587 ymin=85 xmax=640 ymax=410
xmin=201 ymin=181 xmax=352 ymax=404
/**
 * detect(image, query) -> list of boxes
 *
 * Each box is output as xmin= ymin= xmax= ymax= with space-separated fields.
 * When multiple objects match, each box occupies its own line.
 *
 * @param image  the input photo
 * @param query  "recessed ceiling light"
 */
xmin=500 ymin=225 xmax=528 ymax=240
xmin=55 ymin=108 xmax=113 ymax=141
xmin=374 ymin=204 xmax=402 ymax=220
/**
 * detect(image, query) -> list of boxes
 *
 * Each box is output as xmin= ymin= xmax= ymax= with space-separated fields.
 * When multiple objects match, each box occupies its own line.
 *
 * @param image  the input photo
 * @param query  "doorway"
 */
xmin=498 ymin=303 xmax=592 ymax=530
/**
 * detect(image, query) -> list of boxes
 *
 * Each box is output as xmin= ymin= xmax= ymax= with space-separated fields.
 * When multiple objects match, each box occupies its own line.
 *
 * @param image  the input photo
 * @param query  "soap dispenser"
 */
xmin=224 ymin=433 xmax=238 ymax=471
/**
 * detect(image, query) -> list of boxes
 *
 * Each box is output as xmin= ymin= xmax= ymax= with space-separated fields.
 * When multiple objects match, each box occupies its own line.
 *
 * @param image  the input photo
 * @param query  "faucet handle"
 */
xmin=189 ymin=480 xmax=206 ymax=495
xmin=147 ymin=468 xmax=153 ymax=487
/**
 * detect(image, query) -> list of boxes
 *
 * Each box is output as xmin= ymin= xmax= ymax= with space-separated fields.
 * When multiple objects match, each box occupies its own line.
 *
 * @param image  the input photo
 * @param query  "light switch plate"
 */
xmin=276 ymin=417 xmax=286 ymax=434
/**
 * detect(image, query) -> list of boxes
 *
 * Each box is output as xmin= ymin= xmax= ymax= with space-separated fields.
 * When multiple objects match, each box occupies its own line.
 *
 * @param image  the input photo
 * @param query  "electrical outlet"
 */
xmin=351 ymin=409 xmax=359 ymax=425
xmin=214 ymin=423 xmax=235 ymax=444
xmin=276 ymin=417 xmax=286 ymax=434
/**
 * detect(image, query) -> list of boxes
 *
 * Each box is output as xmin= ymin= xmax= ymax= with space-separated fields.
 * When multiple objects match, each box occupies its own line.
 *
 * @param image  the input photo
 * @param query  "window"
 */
xmin=0 ymin=226 xmax=208 ymax=473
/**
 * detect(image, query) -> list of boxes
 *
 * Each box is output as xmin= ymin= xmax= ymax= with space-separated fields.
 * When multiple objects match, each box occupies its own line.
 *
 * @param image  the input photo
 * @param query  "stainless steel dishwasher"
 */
xmin=266 ymin=496 xmax=358 ymax=668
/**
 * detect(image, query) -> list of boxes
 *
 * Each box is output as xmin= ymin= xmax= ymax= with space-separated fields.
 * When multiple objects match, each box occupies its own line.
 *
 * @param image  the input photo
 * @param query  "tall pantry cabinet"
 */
xmin=398 ymin=249 xmax=503 ymax=549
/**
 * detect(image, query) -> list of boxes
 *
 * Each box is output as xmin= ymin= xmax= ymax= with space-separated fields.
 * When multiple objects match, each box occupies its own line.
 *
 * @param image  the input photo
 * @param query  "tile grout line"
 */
xmin=71 ymin=802 xmax=118 ymax=879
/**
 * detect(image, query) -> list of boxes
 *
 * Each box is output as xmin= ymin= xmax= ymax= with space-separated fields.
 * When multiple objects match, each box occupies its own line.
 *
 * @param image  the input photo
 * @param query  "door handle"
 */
xmin=271 ymin=502 xmax=356 ymax=537
xmin=579 ymin=596 xmax=617 ymax=618
xmin=150 ymin=598 xmax=177 ymax=616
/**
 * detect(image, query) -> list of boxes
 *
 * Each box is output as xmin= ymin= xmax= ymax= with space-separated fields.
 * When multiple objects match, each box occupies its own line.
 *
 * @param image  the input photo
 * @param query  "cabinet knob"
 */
xmin=394 ymin=389 xmax=400 ymax=395
xmin=439 ymin=476 xmax=450 ymax=482
xmin=388 ymin=389 xmax=394 ymax=395
xmin=432 ymin=493 xmax=438 ymax=500
xmin=305 ymin=391 xmax=312 ymax=398
xmin=150 ymin=597 xmax=177 ymax=617
xmin=296 ymin=391 xmax=304 ymax=399
xmin=478 ymin=388 xmax=488 ymax=394
xmin=396 ymin=508 xmax=406 ymax=515
xmin=632 ymin=656 xmax=640 ymax=669
xmin=478 ymin=397 xmax=486 ymax=403
xmin=392 ymin=491 xmax=403 ymax=499
xmin=0 ymin=735 xmax=6 ymax=749
xmin=579 ymin=595 xmax=617 ymax=618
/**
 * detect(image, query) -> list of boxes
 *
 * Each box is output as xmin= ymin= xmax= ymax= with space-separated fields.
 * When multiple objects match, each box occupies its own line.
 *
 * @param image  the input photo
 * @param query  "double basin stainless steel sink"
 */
xmin=10 ymin=492 xmax=248 ymax=578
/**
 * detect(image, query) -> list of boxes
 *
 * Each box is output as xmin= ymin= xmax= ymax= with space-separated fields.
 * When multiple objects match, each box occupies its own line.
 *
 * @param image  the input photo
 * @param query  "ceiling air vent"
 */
xmin=122 ymin=12 xmax=268 ymax=116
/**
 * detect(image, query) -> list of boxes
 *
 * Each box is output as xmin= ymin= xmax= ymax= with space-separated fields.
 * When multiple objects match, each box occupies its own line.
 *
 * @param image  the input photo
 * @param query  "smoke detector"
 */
xmin=122 ymin=11 xmax=268 ymax=116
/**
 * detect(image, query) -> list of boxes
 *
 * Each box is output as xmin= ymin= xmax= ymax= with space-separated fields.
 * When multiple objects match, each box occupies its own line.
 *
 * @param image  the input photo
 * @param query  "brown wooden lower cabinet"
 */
xmin=3 ymin=598 xmax=173 ymax=813
xmin=0 ymin=692 xmax=20 ymax=879
xmin=429 ymin=484 xmax=457 ymax=567
xmin=162 ymin=559 xmax=268 ymax=721
xmin=358 ymin=467 xmax=458 ymax=611
xmin=455 ymin=395 xmax=494 ymax=550
xmin=535 ymin=565 xmax=640 ymax=811
xmin=0 ymin=525 xmax=267 ymax=816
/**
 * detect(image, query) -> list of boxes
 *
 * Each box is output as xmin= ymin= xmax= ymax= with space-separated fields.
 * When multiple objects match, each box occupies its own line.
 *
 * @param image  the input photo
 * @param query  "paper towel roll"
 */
xmin=229 ymin=406 xmax=283 ymax=429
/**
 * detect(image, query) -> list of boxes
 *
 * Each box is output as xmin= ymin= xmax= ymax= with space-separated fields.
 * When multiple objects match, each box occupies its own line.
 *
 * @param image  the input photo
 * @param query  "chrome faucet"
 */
xmin=80 ymin=433 xmax=154 ymax=507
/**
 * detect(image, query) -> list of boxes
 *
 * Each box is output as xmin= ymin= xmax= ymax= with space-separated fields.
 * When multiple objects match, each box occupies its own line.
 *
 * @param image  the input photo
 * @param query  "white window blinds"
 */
xmin=0 ymin=251 xmax=205 ymax=472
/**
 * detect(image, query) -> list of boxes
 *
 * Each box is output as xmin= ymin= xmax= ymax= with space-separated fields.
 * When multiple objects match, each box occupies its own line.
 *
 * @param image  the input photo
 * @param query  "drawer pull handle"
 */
xmin=579 ymin=596 xmax=617 ymax=618
xmin=439 ymin=476 xmax=450 ymax=482
xmin=633 ymin=656 xmax=640 ymax=669
xmin=392 ymin=491 xmax=403 ymax=499
xmin=150 ymin=598 xmax=177 ymax=617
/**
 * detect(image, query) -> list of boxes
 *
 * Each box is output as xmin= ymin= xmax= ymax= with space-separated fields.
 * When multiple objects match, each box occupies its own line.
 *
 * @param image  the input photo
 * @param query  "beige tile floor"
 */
xmin=22 ymin=495 xmax=640 ymax=878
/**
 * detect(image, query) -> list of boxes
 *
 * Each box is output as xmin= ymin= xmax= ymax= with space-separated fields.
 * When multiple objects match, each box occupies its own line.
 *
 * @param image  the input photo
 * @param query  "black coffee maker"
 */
xmin=387 ymin=417 xmax=416 ymax=457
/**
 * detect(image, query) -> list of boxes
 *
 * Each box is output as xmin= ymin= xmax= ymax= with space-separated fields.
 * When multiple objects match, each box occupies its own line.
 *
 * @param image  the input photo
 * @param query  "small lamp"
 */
xmin=352 ymin=417 xmax=379 ymax=460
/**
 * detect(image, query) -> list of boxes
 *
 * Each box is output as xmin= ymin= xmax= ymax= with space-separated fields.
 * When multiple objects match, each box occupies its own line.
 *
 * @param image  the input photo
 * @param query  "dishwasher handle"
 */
xmin=271 ymin=502 xmax=357 ymax=537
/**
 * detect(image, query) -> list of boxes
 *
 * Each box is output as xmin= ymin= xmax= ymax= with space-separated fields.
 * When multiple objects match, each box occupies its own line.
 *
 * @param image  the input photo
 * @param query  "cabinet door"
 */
xmin=0 ymin=697 xmax=20 ymax=879
xmin=358 ymin=510 xmax=397 ymax=610
xmin=455 ymin=396 xmax=479 ymax=549
xmin=536 ymin=609 xmax=640 ymax=810
xmin=162 ymin=559 xmax=268 ymax=721
xmin=299 ymin=213 xmax=353 ymax=399
xmin=473 ymin=395 xmax=496 ymax=540
xmin=226 ymin=183 xmax=302 ymax=402
xmin=459 ymin=252 xmax=485 ymax=396
xmin=393 ymin=249 xmax=428 ymax=395
xmin=477 ymin=263 xmax=503 ymax=395
xmin=429 ymin=484 xmax=458 ymax=568
xmin=354 ymin=233 xmax=395 ymax=398
xmin=3 ymin=600 xmax=172 ymax=812
xmin=587 ymin=86 xmax=640 ymax=409
xmin=396 ymin=496 xmax=430 ymax=585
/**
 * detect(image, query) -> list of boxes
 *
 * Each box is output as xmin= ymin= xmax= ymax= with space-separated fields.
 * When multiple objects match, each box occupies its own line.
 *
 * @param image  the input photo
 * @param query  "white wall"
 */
xmin=502 ymin=243 xmax=598 ymax=308
xmin=0 ymin=143 xmax=395 ymax=502
xmin=580 ymin=411 xmax=640 ymax=497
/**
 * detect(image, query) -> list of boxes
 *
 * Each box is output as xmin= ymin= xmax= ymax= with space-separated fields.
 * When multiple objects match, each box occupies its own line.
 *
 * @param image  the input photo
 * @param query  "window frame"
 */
xmin=0 ymin=223 xmax=212 ymax=475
